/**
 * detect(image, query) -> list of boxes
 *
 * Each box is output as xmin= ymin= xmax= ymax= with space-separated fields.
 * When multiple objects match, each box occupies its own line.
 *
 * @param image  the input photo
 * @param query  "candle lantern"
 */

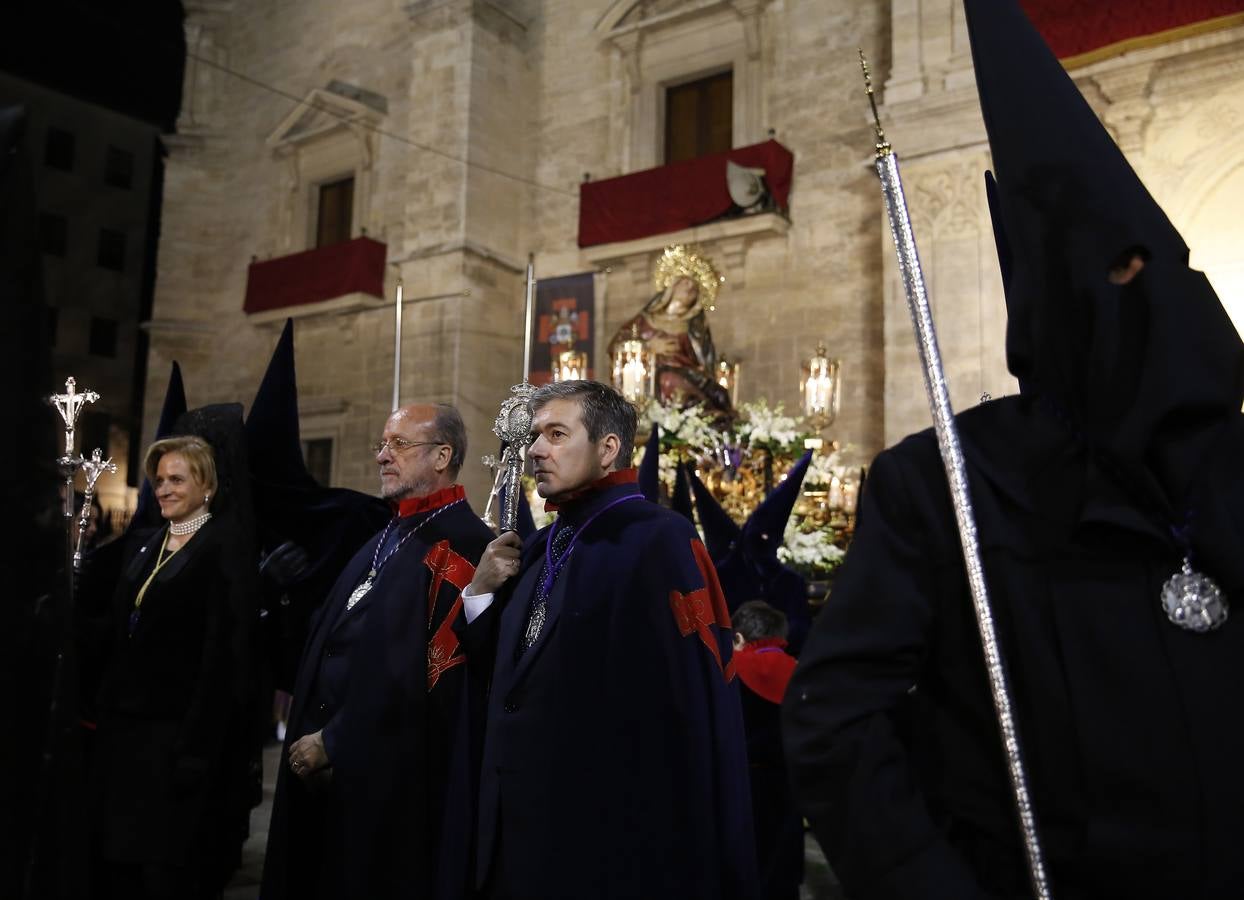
xmin=716 ymin=356 xmax=740 ymax=406
xmin=552 ymin=347 xmax=589 ymax=383
xmin=801 ymin=342 xmax=842 ymax=425
xmin=611 ymin=324 xmax=655 ymax=404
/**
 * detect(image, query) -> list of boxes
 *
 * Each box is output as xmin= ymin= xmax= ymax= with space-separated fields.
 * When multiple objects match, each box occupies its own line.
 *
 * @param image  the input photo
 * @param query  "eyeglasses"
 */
xmin=370 ymin=438 xmax=444 ymax=455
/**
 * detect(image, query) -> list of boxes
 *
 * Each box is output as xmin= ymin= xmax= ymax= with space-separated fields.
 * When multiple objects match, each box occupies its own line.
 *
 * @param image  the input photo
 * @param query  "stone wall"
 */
xmin=148 ymin=0 xmax=1244 ymax=509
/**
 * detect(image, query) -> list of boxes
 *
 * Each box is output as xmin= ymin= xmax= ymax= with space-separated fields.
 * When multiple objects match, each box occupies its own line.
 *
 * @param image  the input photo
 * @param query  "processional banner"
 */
xmin=529 ymin=272 xmax=595 ymax=386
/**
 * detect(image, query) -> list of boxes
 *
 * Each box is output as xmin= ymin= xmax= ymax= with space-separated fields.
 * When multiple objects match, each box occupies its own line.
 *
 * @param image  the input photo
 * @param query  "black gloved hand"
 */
xmin=259 ymin=541 xmax=311 ymax=590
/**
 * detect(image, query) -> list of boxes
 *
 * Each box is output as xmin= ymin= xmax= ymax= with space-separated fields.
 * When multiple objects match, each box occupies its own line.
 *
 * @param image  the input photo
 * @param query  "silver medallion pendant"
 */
xmin=346 ymin=572 xmax=375 ymax=611
xmin=1160 ymin=558 xmax=1229 ymax=633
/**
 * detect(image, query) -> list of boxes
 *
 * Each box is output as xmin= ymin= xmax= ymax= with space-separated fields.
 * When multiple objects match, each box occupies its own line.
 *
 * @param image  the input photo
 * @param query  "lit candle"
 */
xmin=828 ymin=475 xmax=843 ymax=510
xmin=842 ymin=479 xmax=859 ymax=514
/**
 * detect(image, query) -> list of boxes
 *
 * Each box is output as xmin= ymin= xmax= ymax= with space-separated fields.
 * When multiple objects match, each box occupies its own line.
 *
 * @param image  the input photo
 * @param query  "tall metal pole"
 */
xmin=392 ymin=278 xmax=404 ymax=411
xmin=860 ymin=50 xmax=1051 ymax=900
xmin=484 ymin=254 xmax=538 ymax=533
xmin=521 ymin=254 xmax=536 ymax=379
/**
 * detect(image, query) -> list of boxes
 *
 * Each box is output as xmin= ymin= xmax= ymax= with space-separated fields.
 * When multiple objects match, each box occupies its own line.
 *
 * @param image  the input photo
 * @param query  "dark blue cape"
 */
xmin=470 ymin=474 xmax=758 ymax=899
xmin=261 ymin=494 xmax=493 ymax=900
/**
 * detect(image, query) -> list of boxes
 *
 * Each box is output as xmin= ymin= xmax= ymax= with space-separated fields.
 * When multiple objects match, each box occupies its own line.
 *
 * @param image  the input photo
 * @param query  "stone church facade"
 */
xmin=150 ymin=0 xmax=1244 ymax=504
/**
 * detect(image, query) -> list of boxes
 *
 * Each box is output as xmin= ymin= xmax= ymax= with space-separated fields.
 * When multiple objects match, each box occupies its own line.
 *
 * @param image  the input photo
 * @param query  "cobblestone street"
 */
xmin=224 ymin=744 xmax=846 ymax=900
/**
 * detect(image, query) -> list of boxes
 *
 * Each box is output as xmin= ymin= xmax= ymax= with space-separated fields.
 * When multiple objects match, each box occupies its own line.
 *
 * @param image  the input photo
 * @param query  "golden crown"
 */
xmin=652 ymin=245 xmax=723 ymax=311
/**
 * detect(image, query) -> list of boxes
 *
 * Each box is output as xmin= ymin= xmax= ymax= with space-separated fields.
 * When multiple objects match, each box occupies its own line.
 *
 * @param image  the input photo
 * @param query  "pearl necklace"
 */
xmin=170 ymin=510 xmax=212 ymax=535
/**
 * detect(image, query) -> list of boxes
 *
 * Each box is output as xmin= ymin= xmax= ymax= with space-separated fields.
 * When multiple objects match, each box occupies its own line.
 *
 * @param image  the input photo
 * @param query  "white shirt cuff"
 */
xmin=462 ymin=585 xmax=495 ymax=624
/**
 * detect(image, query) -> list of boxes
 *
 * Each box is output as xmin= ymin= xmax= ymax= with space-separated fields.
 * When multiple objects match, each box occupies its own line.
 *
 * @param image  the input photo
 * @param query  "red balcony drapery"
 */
xmin=243 ymin=236 xmax=386 ymax=315
xmin=1021 ymin=0 xmax=1244 ymax=63
xmin=577 ymin=139 xmax=794 ymax=248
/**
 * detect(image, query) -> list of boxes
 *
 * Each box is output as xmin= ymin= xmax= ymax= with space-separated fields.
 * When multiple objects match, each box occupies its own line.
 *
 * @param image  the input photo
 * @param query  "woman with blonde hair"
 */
xmin=91 ymin=432 xmax=241 ymax=900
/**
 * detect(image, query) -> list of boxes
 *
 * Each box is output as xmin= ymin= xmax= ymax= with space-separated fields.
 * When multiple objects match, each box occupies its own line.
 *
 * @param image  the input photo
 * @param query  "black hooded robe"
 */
xmin=784 ymin=0 xmax=1244 ymax=895
xmin=783 ymin=399 xmax=1244 ymax=899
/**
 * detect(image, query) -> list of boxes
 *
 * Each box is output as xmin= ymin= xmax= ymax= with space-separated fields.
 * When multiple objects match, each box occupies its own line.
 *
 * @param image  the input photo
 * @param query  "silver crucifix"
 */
xmin=50 ymin=376 xmax=99 ymax=461
xmin=74 ymin=448 xmax=117 ymax=570
xmin=49 ymin=376 xmax=100 ymax=516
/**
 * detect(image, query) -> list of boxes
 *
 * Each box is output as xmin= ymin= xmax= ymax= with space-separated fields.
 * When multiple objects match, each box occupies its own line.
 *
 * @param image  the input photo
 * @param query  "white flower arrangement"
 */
xmin=640 ymin=402 xmax=726 ymax=455
xmin=735 ymin=399 xmax=808 ymax=454
xmin=777 ymin=521 xmax=846 ymax=575
xmin=803 ymin=447 xmax=841 ymax=488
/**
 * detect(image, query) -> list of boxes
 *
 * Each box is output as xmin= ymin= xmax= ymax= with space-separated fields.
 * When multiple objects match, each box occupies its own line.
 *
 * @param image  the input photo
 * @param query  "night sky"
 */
xmin=0 ymin=0 xmax=185 ymax=131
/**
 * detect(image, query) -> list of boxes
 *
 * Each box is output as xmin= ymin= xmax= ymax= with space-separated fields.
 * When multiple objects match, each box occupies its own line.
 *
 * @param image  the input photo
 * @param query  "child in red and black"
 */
xmin=732 ymin=600 xmax=803 ymax=900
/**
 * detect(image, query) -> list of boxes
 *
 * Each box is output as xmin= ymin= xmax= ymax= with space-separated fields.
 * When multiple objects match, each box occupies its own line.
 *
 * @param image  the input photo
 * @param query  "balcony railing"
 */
xmin=578 ymin=139 xmax=793 ymax=248
xmin=244 ymin=236 xmax=386 ymax=316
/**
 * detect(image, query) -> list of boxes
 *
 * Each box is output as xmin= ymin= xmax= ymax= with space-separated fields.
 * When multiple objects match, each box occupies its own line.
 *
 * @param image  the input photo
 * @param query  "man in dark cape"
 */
xmin=261 ymin=402 xmax=493 ymax=900
xmin=784 ymin=2 xmax=1244 ymax=898
xmin=463 ymin=380 xmax=757 ymax=900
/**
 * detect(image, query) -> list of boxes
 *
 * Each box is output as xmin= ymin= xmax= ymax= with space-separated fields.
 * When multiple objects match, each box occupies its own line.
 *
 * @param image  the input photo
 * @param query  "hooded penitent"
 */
xmin=671 ymin=461 xmax=695 ymax=523
xmin=244 ymin=320 xmax=390 ymax=690
xmin=637 ymin=422 xmax=661 ymax=502
xmin=687 ymin=464 xmax=742 ymax=561
xmin=965 ymin=0 xmax=1244 ymax=592
xmin=712 ymin=451 xmax=813 ymax=653
xmin=245 ymin=319 xmax=390 ymax=575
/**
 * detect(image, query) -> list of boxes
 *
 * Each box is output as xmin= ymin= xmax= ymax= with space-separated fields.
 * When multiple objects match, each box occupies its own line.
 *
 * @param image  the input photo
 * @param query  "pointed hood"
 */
xmin=966 ymin=0 xmax=1244 ymax=515
xmin=246 ymin=318 xmax=316 ymax=488
xmin=638 ymin=423 xmax=660 ymax=502
xmin=713 ymin=453 xmax=813 ymax=647
xmin=131 ymin=362 xmax=187 ymax=529
xmin=242 ymin=319 xmax=390 ymax=583
xmin=670 ymin=462 xmax=694 ymax=523
xmin=687 ymin=465 xmax=741 ymax=561
xmin=740 ymin=450 xmax=811 ymax=560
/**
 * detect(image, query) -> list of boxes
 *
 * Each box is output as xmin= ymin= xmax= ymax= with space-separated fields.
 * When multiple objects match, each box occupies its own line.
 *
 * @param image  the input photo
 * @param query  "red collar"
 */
xmin=393 ymin=483 xmax=466 ymax=517
xmin=742 ymin=636 xmax=788 ymax=652
xmin=734 ymin=638 xmax=796 ymax=704
xmin=543 ymin=468 xmax=638 ymax=513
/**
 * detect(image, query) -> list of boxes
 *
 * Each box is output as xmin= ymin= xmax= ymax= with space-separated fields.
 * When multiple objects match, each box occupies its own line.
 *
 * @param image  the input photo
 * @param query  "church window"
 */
xmin=45 ymin=127 xmax=75 ymax=171
xmin=302 ymin=436 xmax=335 ymax=485
xmin=665 ymin=70 xmax=734 ymax=164
xmin=89 ymin=316 xmax=118 ymax=358
xmin=97 ymin=228 xmax=126 ymax=271
xmin=104 ymin=146 xmax=134 ymax=189
xmin=315 ymin=176 xmax=355 ymax=248
xmin=39 ymin=212 xmax=67 ymax=257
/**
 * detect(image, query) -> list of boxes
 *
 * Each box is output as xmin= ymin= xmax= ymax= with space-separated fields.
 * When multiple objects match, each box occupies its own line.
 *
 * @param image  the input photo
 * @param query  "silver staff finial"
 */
xmin=74 ymin=449 xmax=118 ymax=570
xmin=50 ymin=376 xmax=100 ymax=460
xmin=859 ymin=48 xmax=892 ymax=159
xmin=483 ymin=255 xmax=539 ymax=534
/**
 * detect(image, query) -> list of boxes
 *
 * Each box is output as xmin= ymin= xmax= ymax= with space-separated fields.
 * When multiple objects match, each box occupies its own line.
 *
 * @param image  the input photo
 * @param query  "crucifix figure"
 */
xmin=50 ymin=376 xmax=100 ymax=460
xmin=75 ymin=448 xmax=117 ymax=570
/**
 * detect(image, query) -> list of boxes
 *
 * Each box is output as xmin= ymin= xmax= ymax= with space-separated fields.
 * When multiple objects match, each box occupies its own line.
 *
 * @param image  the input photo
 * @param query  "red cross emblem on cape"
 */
xmin=669 ymin=539 xmax=736 ymax=683
xmin=424 ymin=540 xmax=476 ymax=691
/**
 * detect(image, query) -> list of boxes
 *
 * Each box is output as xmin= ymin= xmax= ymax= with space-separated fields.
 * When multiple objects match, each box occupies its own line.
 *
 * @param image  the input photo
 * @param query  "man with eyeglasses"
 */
xmin=262 ymin=403 xmax=494 ymax=900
